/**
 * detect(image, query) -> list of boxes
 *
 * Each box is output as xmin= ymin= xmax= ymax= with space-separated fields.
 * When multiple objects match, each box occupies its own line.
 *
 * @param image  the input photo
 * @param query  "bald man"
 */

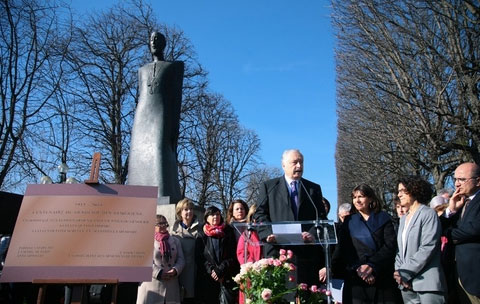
xmin=444 ymin=162 xmax=480 ymax=303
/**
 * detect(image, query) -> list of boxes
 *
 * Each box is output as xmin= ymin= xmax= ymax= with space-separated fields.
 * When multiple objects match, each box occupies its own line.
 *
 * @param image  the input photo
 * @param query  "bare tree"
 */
xmin=0 ymin=0 xmax=263 ymax=211
xmin=213 ymin=125 xmax=261 ymax=211
xmin=244 ymin=166 xmax=283 ymax=206
xmin=63 ymin=2 xmax=153 ymax=184
xmin=179 ymin=93 xmax=235 ymax=207
xmin=333 ymin=0 xmax=480 ymax=205
xmin=177 ymin=92 xmax=262 ymax=209
xmin=0 ymin=0 xmax=69 ymax=190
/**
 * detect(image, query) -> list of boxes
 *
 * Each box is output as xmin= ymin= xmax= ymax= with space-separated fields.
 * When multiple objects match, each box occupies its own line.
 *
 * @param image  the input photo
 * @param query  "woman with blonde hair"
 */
xmin=171 ymin=198 xmax=201 ymax=304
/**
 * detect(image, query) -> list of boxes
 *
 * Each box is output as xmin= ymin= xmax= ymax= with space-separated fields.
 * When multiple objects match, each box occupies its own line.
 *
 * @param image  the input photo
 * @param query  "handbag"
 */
xmin=219 ymin=283 xmax=235 ymax=304
xmin=202 ymin=236 xmax=236 ymax=304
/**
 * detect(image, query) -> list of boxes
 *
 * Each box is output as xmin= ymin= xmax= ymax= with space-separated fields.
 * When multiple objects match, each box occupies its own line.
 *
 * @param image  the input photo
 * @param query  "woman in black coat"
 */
xmin=331 ymin=184 xmax=402 ymax=304
xmin=195 ymin=206 xmax=239 ymax=304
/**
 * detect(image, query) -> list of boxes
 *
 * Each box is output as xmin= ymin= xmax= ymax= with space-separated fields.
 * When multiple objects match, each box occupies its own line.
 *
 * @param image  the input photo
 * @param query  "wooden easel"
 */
xmin=85 ymin=152 xmax=101 ymax=184
xmin=34 ymin=153 xmax=119 ymax=304
xmin=34 ymin=279 xmax=118 ymax=304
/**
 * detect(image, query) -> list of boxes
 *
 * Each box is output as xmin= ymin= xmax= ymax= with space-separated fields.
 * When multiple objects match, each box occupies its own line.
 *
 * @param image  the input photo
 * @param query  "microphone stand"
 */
xmin=244 ymin=223 xmax=252 ymax=265
xmin=242 ymin=223 xmax=253 ymax=304
xmin=299 ymin=181 xmax=332 ymax=304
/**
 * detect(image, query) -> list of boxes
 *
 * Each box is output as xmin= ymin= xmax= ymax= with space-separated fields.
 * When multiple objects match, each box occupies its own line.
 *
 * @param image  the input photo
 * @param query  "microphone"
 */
xmin=299 ymin=179 xmax=330 ymax=244
xmin=299 ymin=180 xmax=319 ymax=225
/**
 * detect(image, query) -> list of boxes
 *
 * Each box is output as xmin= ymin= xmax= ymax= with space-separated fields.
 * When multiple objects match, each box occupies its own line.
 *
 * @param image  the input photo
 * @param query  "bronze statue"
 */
xmin=128 ymin=32 xmax=184 ymax=204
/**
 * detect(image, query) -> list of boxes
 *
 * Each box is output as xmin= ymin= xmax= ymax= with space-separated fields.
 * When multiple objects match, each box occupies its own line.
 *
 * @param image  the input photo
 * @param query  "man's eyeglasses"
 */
xmin=453 ymin=177 xmax=478 ymax=184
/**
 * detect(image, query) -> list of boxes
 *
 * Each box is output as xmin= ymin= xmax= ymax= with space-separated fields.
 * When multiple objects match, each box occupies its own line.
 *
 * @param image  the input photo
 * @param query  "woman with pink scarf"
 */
xmin=137 ymin=215 xmax=185 ymax=304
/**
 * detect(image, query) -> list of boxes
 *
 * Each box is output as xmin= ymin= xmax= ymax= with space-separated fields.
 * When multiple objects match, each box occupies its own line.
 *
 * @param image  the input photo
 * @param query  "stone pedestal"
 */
xmin=157 ymin=196 xmax=171 ymax=205
xmin=156 ymin=196 xmax=177 ymax=227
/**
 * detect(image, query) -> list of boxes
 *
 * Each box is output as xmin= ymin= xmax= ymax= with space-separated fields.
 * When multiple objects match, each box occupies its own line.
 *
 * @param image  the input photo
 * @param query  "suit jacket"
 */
xmin=446 ymin=192 xmax=480 ymax=297
xmin=395 ymin=205 xmax=445 ymax=292
xmin=253 ymin=176 xmax=326 ymax=238
xmin=253 ymin=176 xmax=326 ymax=285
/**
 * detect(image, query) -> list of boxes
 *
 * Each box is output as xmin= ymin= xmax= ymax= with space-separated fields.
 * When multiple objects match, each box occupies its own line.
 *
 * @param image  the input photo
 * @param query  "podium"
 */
xmin=232 ymin=220 xmax=337 ymax=304
xmin=231 ymin=220 xmax=337 ymax=246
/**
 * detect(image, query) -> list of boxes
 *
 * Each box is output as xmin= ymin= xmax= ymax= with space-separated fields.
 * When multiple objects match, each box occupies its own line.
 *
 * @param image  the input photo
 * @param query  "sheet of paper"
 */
xmin=272 ymin=223 xmax=303 ymax=244
xmin=330 ymin=279 xmax=344 ymax=303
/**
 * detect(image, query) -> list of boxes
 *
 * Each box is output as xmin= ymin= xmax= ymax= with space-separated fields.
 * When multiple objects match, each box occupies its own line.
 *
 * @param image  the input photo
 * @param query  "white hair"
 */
xmin=429 ymin=195 xmax=448 ymax=209
xmin=437 ymin=188 xmax=453 ymax=196
xmin=281 ymin=149 xmax=303 ymax=164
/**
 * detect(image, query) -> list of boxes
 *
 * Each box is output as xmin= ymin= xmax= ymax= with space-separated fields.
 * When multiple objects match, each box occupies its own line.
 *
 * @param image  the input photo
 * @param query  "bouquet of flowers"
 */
xmin=234 ymin=249 xmax=296 ymax=304
xmin=296 ymin=283 xmax=330 ymax=304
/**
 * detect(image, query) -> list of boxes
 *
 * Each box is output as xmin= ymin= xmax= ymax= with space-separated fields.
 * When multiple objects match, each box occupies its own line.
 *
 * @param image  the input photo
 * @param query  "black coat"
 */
xmin=253 ymin=176 xmax=327 ymax=285
xmin=254 ymin=176 xmax=326 ymax=228
xmin=195 ymin=224 xmax=239 ymax=304
xmin=443 ymin=193 xmax=480 ymax=297
xmin=332 ymin=212 xmax=401 ymax=304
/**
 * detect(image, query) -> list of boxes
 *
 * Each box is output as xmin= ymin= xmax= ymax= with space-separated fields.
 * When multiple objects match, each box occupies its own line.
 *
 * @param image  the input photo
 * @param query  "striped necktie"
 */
xmin=461 ymin=198 xmax=471 ymax=219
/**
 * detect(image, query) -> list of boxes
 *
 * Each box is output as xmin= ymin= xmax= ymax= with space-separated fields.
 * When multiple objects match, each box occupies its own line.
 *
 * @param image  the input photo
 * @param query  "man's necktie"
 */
xmin=290 ymin=181 xmax=298 ymax=220
xmin=461 ymin=198 xmax=471 ymax=219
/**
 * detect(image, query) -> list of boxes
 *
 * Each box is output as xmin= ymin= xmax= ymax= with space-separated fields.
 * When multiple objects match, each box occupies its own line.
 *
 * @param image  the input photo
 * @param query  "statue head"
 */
xmin=150 ymin=31 xmax=166 ymax=61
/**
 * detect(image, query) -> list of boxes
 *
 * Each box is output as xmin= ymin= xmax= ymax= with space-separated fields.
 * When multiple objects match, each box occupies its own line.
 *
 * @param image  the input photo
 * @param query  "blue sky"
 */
xmin=75 ymin=0 xmax=338 ymax=219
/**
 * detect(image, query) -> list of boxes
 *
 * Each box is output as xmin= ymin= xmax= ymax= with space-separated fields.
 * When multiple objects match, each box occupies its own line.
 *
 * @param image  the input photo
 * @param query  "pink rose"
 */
xmin=288 ymin=275 xmax=295 ymax=282
xmin=273 ymin=259 xmax=282 ymax=267
xmin=261 ymin=288 xmax=272 ymax=300
xmin=299 ymin=283 xmax=308 ymax=291
xmin=289 ymin=263 xmax=296 ymax=271
xmin=325 ymin=290 xmax=332 ymax=296
xmin=233 ymin=273 xmax=242 ymax=284
xmin=258 ymin=259 xmax=269 ymax=269
xmin=310 ymin=285 xmax=318 ymax=292
xmin=279 ymin=254 xmax=287 ymax=262
xmin=287 ymin=249 xmax=293 ymax=259
xmin=279 ymin=249 xmax=286 ymax=255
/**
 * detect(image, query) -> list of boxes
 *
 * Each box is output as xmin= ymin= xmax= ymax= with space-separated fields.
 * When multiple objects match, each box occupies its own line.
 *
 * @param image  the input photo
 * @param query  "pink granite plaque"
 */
xmin=0 ymin=184 xmax=157 ymax=282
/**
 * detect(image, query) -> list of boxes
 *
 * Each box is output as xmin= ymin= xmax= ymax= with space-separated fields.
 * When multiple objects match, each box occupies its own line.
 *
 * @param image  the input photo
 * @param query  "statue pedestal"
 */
xmin=157 ymin=196 xmax=171 ymax=205
xmin=156 ymin=196 xmax=177 ymax=227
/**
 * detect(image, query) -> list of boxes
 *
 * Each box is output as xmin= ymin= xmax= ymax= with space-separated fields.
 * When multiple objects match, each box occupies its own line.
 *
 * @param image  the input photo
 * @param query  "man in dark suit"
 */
xmin=444 ymin=162 xmax=480 ymax=303
xmin=254 ymin=149 xmax=327 ymax=285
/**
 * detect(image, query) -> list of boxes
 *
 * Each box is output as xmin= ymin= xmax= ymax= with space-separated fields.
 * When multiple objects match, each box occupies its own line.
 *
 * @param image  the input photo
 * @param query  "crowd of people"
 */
xmin=324 ymin=163 xmax=480 ymax=304
xmin=136 ymin=150 xmax=479 ymax=304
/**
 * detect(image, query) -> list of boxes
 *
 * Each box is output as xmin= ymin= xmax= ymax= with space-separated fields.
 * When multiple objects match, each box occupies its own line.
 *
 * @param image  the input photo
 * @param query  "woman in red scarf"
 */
xmin=137 ymin=215 xmax=185 ymax=304
xmin=195 ymin=206 xmax=239 ymax=304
